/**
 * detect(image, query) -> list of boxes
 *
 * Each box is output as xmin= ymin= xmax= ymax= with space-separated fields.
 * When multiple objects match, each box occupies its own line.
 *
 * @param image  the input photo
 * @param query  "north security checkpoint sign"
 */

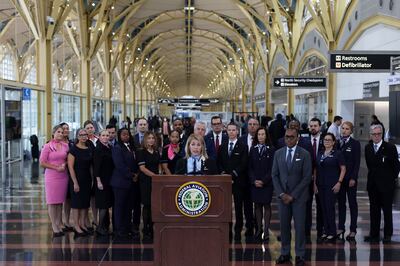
xmin=273 ymin=77 xmax=326 ymax=88
xmin=330 ymin=51 xmax=400 ymax=72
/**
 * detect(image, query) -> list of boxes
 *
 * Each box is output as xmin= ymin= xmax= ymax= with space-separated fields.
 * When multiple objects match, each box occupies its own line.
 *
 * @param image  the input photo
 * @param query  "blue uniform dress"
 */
xmin=248 ymin=144 xmax=275 ymax=204
xmin=316 ymin=150 xmax=345 ymax=236
xmin=337 ymin=137 xmax=361 ymax=233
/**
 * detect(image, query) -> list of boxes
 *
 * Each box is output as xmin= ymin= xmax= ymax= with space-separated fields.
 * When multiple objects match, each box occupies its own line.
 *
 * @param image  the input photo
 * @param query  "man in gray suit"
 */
xmin=272 ymin=128 xmax=312 ymax=266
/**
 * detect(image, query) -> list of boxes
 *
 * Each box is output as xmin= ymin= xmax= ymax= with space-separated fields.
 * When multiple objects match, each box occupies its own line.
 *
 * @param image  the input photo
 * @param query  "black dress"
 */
xmin=248 ymin=145 xmax=275 ymax=204
xmin=93 ymin=142 xmax=114 ymax=209
xmin=160 ymin=145 xmax=182 ymax=174
xmin=69 ymin=145 xmax=93 ymax=209
xmin=137 ymin=148 xmax=160 ymax=206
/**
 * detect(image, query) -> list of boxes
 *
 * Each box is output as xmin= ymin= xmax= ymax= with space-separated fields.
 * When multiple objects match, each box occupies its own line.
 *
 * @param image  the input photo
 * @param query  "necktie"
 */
xmin=312 ymin=138 xmax=317 ymax=161
xmin=126 ymin=144 xmax=131 ymax=152
xmin=215 ymin=135 xmax=220 ymax=153
xmin=374 ymin=144 xmax=378 ymax=153
xmin=139 ymin=135 xmax=143 ymax=144
xmin=193 ymin=158 xmax=197 ymax=173
xmin=228 ymin=142 xmax=234 ymax=156
xmin=286 ymin=148 xmax=293 ymax=169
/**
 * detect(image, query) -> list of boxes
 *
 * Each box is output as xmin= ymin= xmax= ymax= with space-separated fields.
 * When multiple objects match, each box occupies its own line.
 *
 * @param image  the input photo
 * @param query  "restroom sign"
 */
xmin=330 ymin=51 xmax=400 ymax=72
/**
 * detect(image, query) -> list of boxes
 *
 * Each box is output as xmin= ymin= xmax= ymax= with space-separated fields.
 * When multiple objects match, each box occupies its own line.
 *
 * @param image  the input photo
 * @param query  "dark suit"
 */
xmin=175 ymin=158 xmax=218 ymax=175
xmin=133 ymin=133 xmax=143 ymax=149
xmin=239 ymin=134 xmax=253 ymax=152
xmin=337 ymin=137 xmax=361 ymax=233
xmin=204 ymin=132 xmax=228 ymax=160
xmin=272 ymin=146 xmax=312 ymax=258
xmin=304 ymin=135 xmax=324 ymax=238
xmin=365 ymin=141 xmax=400 ymax=238
xmin=110 ymin=142 xmax=139 ymax=234
xmin=217 ymin=139 xmax=253 ymax=235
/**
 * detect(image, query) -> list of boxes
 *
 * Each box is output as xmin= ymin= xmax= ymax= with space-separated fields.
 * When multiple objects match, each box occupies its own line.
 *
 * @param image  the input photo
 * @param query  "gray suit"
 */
xmin=272 ymin=145 xmax=312 ymax=258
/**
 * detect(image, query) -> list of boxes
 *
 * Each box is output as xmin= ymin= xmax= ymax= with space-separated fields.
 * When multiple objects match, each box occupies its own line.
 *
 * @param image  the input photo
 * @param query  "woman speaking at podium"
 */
xmin=175 ymin=134 xmax=218 ymax=175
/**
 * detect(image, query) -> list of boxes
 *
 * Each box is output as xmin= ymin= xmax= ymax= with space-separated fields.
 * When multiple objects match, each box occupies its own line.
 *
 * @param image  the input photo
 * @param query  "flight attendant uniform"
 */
xmin=316 ymin=150 xmax=345 ymax=237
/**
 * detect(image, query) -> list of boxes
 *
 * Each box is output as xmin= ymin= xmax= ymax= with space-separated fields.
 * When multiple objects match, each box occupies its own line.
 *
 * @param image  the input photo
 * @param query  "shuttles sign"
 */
xmin=273 ymin=77 xmax=326 ymax=88
xmin=330 ymin=51 xmax=400 ymax=72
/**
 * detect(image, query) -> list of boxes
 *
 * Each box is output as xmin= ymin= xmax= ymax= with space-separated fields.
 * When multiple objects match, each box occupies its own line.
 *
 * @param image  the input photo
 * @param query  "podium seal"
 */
xmin=175 ymin=181 xmax=211 ymax=217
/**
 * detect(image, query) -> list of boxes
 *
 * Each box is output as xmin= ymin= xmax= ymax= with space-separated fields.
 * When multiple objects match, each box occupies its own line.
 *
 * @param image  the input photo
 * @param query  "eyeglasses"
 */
xmin=79 ymin=134 xmax=88 ymax=137
xmin=370 ymin=133 xmax=382 ymax=136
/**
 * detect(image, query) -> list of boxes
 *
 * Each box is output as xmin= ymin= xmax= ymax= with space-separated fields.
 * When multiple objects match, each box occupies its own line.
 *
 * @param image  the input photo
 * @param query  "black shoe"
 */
xmin=52 ymin=231 xmax=64 ymax=238
xmin=346 ymin=232 xmax=356 ymax=241
xmin=73 ymin=229 xmax=87 ymax=238
xmin=62 ymin=225 xmax=74 ymax=232
xmin=245 ymin=228 xmax=254 ymax=237
xmin=305 ymin=235 xmax=312 ymax=244
xmin=86 ymin=226 xmax=94 ymax=232
xmin=382 ymin=236 xmax=392 ymax=244
xmin=364 ymin=235 xmax=379 ymax=243
xmin=336 ymin=231 xmax=345 ymax=241
xmin=276 ymin=254 xmax=291 ymax=264
xmin=324 ymin=235 xmax=336 ymax=243
xmin=263 ymin=235 xmax=270 ymax=243
xmin=295 ymin=256 xmax=305 ymax=266
xmin=277 ymin=235 xmax=281 ymax=241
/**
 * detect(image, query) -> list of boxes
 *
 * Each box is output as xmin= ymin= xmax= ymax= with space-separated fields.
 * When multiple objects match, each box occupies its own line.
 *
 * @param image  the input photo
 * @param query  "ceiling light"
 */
xmin=184 ymin=7 xmax=195 ymax=11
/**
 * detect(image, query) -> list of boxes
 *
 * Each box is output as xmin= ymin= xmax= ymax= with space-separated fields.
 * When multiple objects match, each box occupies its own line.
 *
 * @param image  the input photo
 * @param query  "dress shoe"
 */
xmin=346 ymin=232 xmax=356 ymax=241
xmin=324 ymin=235 xmax=336 ymax=243
xmin=364 ymin=235 xmax=379 ymax=243
xmin=62 ymin=225 xmax=74 ymax=232
xmin=52 ymin=231 xmax=64 ymax=238
xmin=382 ymin=236 xmax=391 ymax=244
xmin=336 ymin=231 xmax=345 ymax=241
xmin=73 ymin=229 xmax=87 ymax=238
xmin=295 ymin=256 xmax=305 ymax=266
xmin=277 ymin=235 xmax=281 ymax=241
xmin=276 ymin=254 xmax=291 ymax=264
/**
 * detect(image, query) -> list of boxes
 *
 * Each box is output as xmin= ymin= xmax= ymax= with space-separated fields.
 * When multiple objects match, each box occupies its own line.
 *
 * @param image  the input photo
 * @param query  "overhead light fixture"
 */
xmin=184 ymin=7 xmax=195 ymax=11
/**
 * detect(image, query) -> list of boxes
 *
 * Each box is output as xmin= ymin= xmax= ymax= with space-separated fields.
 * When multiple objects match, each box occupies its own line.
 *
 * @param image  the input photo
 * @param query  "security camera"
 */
xmin=47 ymin=16 xmax=55 ymax=25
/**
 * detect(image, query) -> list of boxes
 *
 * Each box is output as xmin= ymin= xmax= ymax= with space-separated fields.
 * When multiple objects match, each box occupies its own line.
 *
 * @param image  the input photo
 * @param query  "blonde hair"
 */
xmin=184 ymin=134 xmax=208 ymax=159
xmin=342 ymin=121 xmax=354 ymax=132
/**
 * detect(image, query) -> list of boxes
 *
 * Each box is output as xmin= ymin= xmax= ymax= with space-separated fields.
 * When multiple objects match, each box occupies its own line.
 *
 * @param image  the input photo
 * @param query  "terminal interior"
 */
xmin=0 ymin=0 xmax=400 ymax=264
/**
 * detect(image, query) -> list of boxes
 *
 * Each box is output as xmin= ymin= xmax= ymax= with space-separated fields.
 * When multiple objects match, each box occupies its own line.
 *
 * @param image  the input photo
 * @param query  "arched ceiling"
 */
xmin=1 ymin=0 xmax=312 ymax=99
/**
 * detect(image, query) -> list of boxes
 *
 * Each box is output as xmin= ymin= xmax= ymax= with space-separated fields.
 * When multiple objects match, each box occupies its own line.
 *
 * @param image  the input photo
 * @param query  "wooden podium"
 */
xmin=152 ymin=175 xmax=232 ymax=266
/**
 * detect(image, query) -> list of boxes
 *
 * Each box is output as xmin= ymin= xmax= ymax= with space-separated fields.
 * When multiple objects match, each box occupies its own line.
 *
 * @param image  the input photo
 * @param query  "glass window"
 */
xmin=0 ymin=45 xmax=16 ymax=81
xmin=53 ymin=94 xmax=81 ymax=136
xmin=296 ymin=55 xmax=327 ymax=123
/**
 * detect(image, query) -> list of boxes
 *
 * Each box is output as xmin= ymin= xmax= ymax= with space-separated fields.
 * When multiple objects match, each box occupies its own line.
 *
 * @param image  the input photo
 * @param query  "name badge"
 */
xmin=295 ymin=158 xmax=301 ymax=161
xmin=346 ymin=148 xmax=352 ymax=152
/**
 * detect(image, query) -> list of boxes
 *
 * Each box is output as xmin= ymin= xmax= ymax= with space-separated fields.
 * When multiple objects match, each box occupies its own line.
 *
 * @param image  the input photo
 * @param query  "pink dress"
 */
xmin=39 ymin=140 xmax=69 ymax=204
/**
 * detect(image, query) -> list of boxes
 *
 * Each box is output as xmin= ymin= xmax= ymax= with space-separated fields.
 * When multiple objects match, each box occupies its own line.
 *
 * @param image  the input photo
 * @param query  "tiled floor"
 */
xmin=0 ymin=160 xmax=399 ymax=265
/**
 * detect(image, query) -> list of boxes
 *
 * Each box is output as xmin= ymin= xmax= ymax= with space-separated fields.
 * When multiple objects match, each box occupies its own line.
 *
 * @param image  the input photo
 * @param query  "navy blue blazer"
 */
xmin=133 ymin=133 xmax=142 ymax=149
xmin=336 ymin=137 xmax=361 ymax=181
xmin=110 ymin=142 xmax=138 ymax=189
xmin=204 ymin=131 xmax=228 ymax=160
xmin=248 ymin=145 xmax=275 ymax=184
xmin=304 ymin=134 xmax=325 ymax=169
